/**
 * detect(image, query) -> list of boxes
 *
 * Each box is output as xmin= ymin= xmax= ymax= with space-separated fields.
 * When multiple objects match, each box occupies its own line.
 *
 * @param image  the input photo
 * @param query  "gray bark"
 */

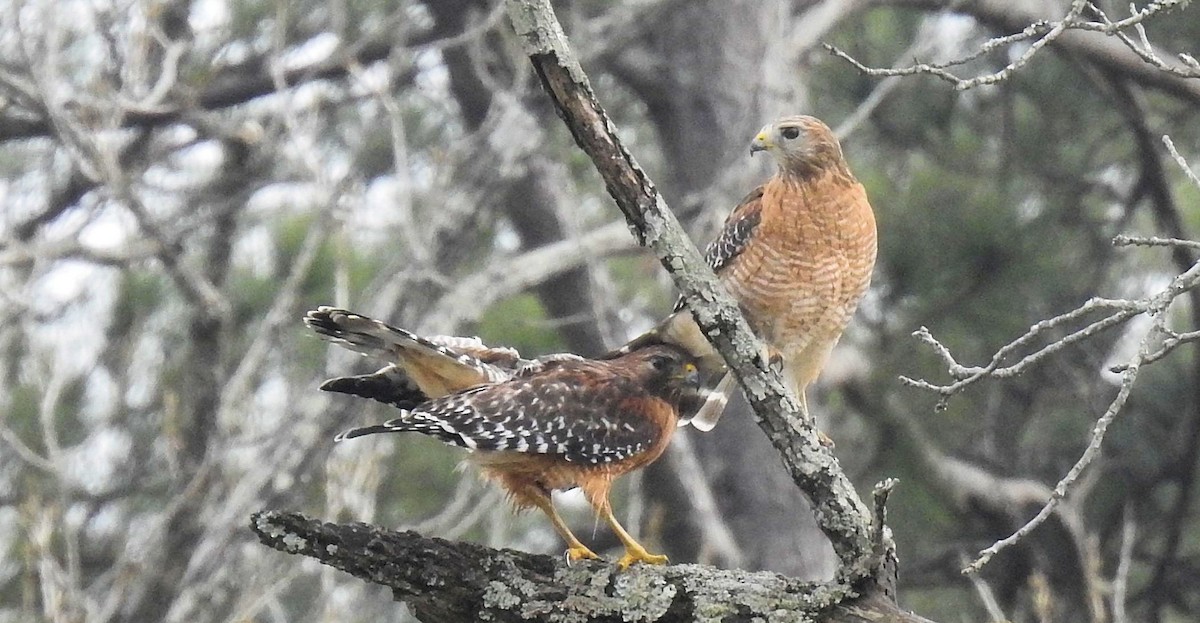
xmin=251 ymin=510 xmax=933 ymax=623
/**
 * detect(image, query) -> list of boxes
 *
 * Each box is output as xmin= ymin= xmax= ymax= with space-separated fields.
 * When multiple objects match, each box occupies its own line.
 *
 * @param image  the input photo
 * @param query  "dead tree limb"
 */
xmin=251 ymin=511 xmax=933 ymax=623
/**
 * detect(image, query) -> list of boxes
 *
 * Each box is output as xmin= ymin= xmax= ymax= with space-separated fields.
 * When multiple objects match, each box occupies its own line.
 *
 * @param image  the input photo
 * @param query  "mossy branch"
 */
xmin=251 ymin=510 xmax=932 ymax=623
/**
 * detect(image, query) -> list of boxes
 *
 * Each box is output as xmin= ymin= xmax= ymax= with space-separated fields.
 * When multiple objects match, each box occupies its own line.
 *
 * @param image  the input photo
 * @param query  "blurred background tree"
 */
xmin=1 ymin=0 xmax=1197 ymax=621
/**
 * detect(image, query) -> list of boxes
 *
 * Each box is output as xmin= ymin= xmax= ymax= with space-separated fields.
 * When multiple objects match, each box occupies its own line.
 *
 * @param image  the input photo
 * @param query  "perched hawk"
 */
xmin=615 ymin=115 xmax=877 ymax=432
xmin=333 ymin=344 xmax=702 ymax=569
xmin=305 ymin=306 xmax=721 ymax=427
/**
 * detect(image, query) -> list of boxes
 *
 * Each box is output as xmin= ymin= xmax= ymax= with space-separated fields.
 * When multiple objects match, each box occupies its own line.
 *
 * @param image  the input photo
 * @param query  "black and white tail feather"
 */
xmin=305 ymin=306 xmax=521 ymax=409
xmin=334 ymin=373 xmax=676 ymax=466
xmin=306 ymin=306 xmax=722 ymax=430
xmin=304 ymin=306 xmax=518 ymax=382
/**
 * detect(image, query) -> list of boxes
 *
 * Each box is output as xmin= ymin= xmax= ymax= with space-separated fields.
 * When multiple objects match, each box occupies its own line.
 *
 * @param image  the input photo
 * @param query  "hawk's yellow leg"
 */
xmin=531 ymin=495 xmax=599 ymax=563
xmin=599 ymin=504 xmax=668 ymax=570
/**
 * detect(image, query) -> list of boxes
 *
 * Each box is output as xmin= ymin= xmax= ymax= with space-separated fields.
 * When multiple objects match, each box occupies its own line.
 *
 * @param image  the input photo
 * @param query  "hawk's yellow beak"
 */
xmin=750 ymin=131 xmax=772 ymax=155
xmin=681 ymin=362 xmax=700 ymax=385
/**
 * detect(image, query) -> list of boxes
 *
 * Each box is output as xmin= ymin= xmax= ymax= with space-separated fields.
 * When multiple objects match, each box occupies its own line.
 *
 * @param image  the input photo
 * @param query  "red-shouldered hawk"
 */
xmin=332 ymin=344 xmax=701 ymax=569
xmin=615 ymin=115 xmax=877 ymax=433
xmin=305 ymin=306 xmax=722 ymax=427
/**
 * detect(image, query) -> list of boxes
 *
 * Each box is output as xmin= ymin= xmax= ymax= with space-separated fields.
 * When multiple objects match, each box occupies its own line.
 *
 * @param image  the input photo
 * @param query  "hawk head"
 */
xmin=750 ymin=115 xmax=847 ymax=179
xmin=617 ymin=345 xmax=702 ymax=400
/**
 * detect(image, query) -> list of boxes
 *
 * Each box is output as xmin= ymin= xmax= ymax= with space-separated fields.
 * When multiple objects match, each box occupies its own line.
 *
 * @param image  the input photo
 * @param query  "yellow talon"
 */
xmin=615 ymin=546 xmax=669 ymax=570
xmin=566 ymin=545 xmax=601 ymax=564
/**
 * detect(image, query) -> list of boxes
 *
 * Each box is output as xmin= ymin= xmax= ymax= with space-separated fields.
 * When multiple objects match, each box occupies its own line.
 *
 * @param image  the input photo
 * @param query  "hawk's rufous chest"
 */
xmin=722 ymin=172 xmax=877 ymax=353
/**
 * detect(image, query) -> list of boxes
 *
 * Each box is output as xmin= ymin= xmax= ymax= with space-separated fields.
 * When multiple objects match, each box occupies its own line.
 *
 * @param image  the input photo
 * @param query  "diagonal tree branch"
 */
xmin=504 ymin=0 xmax=878 ymax=585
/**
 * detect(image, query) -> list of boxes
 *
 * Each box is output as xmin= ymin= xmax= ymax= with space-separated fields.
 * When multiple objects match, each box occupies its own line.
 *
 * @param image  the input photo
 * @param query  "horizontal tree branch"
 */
xmin=250 ymin=510 xmax=933 ymax=623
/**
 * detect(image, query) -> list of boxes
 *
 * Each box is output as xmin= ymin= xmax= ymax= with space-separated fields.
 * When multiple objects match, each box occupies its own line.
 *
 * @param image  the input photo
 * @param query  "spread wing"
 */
xmin=306 ymin=307 xmax=524 ymax=407
xmin=336 ymin=368 xmax=664 ymax=465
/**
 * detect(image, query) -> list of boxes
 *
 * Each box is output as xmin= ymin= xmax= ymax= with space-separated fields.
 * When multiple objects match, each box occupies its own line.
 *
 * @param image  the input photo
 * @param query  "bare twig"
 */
xmin=827 ymin=0 xmax=1195 ymax=89
xmin=963 ymin=257 xmax=1200 ymax=573
xmin=1163 ymin=135 xmax=1200 ymax=189
xmin=1110 ymin=325 xmax=1200 ymax=371
xmin=1112 ymin=234 xmax=1200 ymax=250
xmin=960 ymin=553 xmax=1009 ymax=621
xmin=899 ymin=297 xmax=1143 ymax=402
xmin=1079 ymin=0 xmax=1188 ymax=32
xmin=827 ymin=0 xmax=1091 ymax=90
xmin=907 ymin=133 xmax=1200 ymax=574
xmin=1087 ymin=3 xmax=1200 ymax=79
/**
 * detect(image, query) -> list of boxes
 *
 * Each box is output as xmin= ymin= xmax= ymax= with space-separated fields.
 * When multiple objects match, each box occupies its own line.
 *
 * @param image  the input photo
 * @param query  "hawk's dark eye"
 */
xmin=780 ymin=126 xmax=800 ymax=140
xmin=649 ymin=354 xmax=672 ymax=371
